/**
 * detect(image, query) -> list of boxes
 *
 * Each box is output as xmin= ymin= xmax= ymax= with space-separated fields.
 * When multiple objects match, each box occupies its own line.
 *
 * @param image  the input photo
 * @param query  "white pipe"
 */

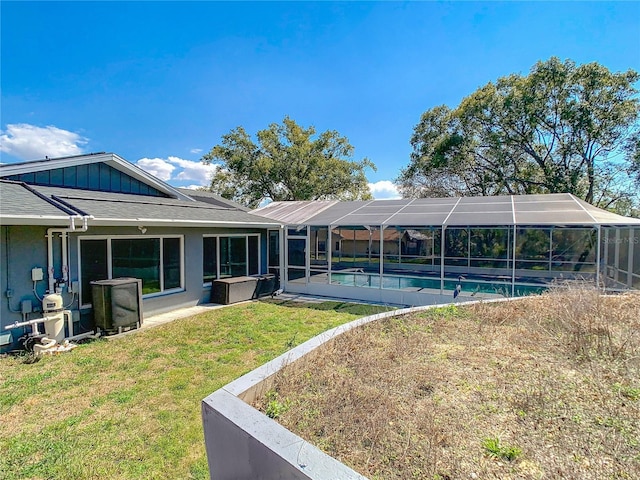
xmin=4 ymin=316 xmax=47 ymax=330
xmin=46 ymin=215 xmax=91 ymax=294
xmin=47 ymin=228 xmax=55 ymax=292
xmin=62 ymin=230 xmax=68 ymax=284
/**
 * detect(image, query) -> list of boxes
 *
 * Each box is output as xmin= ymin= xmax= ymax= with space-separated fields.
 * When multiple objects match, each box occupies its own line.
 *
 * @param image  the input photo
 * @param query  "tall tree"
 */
xmin=201 ymin=117 xmax=375 ymax=208
xmin=398 ymin=58 xmax=640 ymax=212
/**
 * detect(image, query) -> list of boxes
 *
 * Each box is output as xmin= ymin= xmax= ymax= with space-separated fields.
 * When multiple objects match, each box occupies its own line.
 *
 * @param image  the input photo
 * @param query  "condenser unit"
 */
xmin=91 ymin=278 xmax=143 ymax=333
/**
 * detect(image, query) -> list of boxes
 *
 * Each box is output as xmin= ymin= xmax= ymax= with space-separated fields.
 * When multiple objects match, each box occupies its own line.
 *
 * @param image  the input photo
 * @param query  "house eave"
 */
xmin=87 ymin=218 xmax=282 ymax=229
xmin=0 ymin=215 xmax=74 ymax=226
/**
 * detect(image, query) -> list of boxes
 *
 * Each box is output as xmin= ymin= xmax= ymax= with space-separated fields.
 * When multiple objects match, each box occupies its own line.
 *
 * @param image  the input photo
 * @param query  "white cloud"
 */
xmin=166 ymin=156 xmax=217 ymax=183
xmin=369 ymin=180 xmax=401 ymax=199
xmin=0 ymin=123 xmax=88 ymax=160
xmin=190 ymin=148 xmax=203 ymax=154
xmin=136 ymin=158 xmax=176 ymax=181
xmin=135 ymin=156 xmax=217 ymax=186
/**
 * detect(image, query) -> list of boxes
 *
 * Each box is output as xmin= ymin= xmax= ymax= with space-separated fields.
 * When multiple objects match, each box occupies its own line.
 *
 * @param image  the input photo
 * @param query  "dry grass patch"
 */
xmin=257 ymin=286 xmax=640 ymax=480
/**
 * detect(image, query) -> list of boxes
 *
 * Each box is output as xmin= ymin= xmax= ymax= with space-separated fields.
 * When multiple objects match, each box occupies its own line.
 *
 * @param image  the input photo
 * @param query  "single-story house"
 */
xmin=0 ymin=153 xmax=283 ymax=352
xmin=2 ymin=152 xmax=639 ymax=352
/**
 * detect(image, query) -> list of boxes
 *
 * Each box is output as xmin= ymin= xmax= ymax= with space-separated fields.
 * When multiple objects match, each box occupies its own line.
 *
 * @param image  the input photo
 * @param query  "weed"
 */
xmin=285 ymin=333 xmax=297 ymax=349
xmin=265 ymin=390 xmax=290 ymax=419
xmin=482 ymin=436 xmax=522 ymax=461
xmin=613 ymin=383 xmax=640 ymax=401
xmin=433 ymin=304 xmax=458 ymax=318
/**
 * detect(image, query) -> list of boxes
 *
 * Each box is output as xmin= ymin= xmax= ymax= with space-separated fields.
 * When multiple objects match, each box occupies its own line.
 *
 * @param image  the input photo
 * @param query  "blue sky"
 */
xmin=2 ymin=1 xmax=639 ymax=198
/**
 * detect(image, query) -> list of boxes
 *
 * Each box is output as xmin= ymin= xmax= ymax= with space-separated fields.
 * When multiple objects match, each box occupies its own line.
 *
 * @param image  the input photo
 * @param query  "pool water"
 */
xmin=328 ymin=272 xmax=546 ymax=297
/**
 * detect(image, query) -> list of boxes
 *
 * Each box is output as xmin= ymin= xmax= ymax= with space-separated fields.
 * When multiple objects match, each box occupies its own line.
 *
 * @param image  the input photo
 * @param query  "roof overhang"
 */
xmin=0 ymin=215 xmax=74 ymax=226
xmin=86 ymin=218 xmax=282 ymax=229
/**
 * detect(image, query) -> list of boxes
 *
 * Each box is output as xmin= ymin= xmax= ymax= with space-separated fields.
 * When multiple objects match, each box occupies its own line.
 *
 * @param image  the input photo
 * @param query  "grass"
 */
xmin=0 ymin=298 xmax=392 ymax=480
xmin=258 ymin=285 xmax=640 ymax=480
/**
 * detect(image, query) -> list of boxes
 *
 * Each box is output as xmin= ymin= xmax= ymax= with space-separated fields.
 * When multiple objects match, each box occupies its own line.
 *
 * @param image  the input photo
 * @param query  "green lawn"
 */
xmin=0 ymin=299 xmax=391 ymax=480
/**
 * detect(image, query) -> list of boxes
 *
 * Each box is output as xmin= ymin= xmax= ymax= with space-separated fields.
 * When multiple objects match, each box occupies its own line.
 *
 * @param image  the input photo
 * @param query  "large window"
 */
xmin=80 ymin=236 xmax=184 ymax=305
xmin=202 ymin=234 xmax=260 ymax=283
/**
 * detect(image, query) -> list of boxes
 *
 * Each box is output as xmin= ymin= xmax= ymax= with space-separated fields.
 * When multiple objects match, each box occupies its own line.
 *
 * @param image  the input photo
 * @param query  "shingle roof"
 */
xmin=0 ymin=182 xmax=281 ymax=227
xmin=29 ymin=186 xmax=280 ymax=227
xmin=0 ymin=180 xmax=73 ymax=225
xmin=176 ymin=188 xmax=250 ymax=211
xmin=253 ymin=194 xmax=640 ymax=227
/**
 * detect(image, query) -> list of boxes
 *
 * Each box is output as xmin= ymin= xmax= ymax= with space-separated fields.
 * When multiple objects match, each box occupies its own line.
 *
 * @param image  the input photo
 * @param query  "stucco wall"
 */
xmin=1 ymin=224 xmax=271 ymax=352
xmin=1 ymin=225 xmax=53 ymax=350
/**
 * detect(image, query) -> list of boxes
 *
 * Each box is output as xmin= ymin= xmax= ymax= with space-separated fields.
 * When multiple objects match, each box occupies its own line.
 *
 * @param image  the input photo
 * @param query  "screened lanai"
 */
xmin=254 ymin=194 xmax=640 ymax=305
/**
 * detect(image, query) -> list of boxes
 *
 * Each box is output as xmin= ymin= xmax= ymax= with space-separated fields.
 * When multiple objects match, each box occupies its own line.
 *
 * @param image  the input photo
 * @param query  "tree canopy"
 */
xmin=201 ymin=117 xmax=375 ymax=209
xmin=397 ymin=58 xmax=640 ymax=214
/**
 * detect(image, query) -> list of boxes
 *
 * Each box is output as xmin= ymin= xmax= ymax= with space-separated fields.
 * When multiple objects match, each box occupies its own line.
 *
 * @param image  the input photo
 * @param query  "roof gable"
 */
xmin=0 ymin=153 xmax=194 ymax=201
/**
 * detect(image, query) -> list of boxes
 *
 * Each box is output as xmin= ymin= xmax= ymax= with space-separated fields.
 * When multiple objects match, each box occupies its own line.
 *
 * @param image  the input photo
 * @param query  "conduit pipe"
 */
xmin=46 ymin=215 xmax=91 ymax=293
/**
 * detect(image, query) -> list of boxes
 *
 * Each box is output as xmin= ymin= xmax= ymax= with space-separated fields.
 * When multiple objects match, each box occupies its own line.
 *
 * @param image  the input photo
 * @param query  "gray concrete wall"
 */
xmin=202 ymin=297 xmax=521 ymax=479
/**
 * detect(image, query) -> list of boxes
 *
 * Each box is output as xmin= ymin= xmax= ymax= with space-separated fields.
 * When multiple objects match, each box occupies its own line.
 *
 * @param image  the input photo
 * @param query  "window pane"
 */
xmin=288 ymin=238 xmax=306 ymax=267
xmin=203 ymin=237 xmax=217 ymax=282
xmin=288 ymin=227 xmax=307 ymax=236
xmin=552 ymin=228 xmax=596 ymax=272
xmin=400 ymin=227 xmax=439 ymax=265
xmin=382 ymin=227 xmax=401 ymax=274
xmin=112 ymin=238 xmax=161 ymax=294
xmin=445 ymin=228 xmax=468 ymax=266
xmin=163 ymin=237 xmax=181 ymax=290
xmin=516 ymin=228 xmax=550 ymax=267
xmin=310 ymin=227 xmax=328 ymax=269
xmin=230 ymin=237 xmax=247 ymax=276
xmin=220 ymin=237 xmax=247 ymax=277
xmin=268 ymin=231 xmax=280 ymax=267
xmin=80 ymin=239 xmax=108 ymax=305
xmin=287 ymin=268 xmax=306 ymax=283
xmin=605 ymin=228 xmax=616 ymax=267
xmin=248 ymin=236 xmax=259 ymax=275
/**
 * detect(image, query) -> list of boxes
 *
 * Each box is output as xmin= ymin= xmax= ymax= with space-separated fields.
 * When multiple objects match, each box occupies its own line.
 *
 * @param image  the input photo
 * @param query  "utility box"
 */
xmin=91 ymin=278 xmax=143 ymax=333
xmin=210 ymin=276 xmax=259 ymax=305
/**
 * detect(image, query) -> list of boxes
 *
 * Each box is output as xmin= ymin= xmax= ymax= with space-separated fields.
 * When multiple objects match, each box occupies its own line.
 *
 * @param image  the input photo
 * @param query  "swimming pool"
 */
xmin=328 ymin=272 xmax=546 ymax=297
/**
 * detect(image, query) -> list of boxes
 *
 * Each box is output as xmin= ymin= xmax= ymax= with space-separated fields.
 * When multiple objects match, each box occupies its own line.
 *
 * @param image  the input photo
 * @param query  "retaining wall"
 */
xmin=202 ymin=298 xmax=516 ymax=479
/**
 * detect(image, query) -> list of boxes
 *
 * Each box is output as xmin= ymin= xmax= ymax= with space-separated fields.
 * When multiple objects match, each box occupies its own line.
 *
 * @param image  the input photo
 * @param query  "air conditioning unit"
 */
xmin=91 ymin=278 xmax=143 ymax=333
